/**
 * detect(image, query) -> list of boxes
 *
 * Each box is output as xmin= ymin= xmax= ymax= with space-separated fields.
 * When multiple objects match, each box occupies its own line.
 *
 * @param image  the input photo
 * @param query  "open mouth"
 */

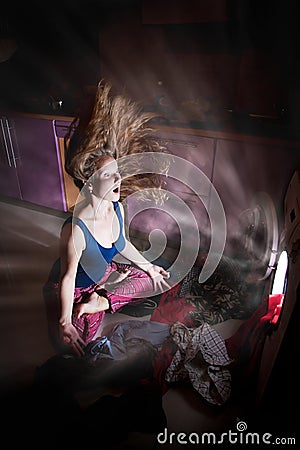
xmin=113 ymin=186 xmax=120 ymax=194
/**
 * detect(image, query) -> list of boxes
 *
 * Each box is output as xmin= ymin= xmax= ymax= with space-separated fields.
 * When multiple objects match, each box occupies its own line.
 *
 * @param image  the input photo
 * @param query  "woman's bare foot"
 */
xmin=74 ymin=292 xmax=109 ymax=318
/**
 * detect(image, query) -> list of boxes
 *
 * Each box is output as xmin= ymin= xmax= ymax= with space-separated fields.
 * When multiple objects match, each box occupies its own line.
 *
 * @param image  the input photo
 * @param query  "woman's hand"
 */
xmin=60 ymin=322 xmax=86 ymax=357
xmin=147 ymin=264 xmax=171 ymax=292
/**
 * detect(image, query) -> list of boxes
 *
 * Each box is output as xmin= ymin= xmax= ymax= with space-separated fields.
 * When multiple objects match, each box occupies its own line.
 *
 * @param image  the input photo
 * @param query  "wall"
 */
xmin=1 ymin=1 xmax=299 ymax=124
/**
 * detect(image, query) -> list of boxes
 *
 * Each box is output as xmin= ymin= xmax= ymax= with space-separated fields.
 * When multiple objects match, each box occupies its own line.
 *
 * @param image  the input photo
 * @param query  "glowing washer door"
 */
xmin=238 ymin=191 xmax=279 ymax=281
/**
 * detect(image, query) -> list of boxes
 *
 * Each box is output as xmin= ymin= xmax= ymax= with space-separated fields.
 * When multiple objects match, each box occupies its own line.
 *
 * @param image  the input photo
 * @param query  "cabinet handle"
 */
xmin=4 ymin=118 xmax=17 ymax=168
xmin=0 ymin=117 xmax=17 ymax=168
xmin=0 ymin=117 xmax=12 ymax=167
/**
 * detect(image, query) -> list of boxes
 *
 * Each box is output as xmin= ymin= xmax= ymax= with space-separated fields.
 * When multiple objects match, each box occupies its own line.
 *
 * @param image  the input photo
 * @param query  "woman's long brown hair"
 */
xmin=64 ymin=80 xmax=169 ymax=203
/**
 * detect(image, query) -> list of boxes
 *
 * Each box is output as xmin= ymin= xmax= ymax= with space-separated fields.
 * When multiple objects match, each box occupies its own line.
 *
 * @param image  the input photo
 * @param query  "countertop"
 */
xmin=2 ymin=108 xmax=300 ymax=147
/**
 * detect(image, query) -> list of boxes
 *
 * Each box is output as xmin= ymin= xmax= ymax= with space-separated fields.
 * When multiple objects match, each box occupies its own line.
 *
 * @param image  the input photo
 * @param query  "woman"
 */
xmin=44 ymin=82 xmax=170 ymax=356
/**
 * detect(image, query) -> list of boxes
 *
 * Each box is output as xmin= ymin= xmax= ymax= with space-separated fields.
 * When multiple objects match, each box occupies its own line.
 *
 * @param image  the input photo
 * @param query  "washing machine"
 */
xmin=256 ymin=170 xmax=300 ymax=409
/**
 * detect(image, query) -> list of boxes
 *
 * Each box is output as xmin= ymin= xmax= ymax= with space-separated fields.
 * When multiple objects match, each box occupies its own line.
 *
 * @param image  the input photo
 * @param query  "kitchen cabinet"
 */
xmin=1 ymin=112 xmax=300 ymax=233
xmin=0 ymin=114 xmax=76 ymax=211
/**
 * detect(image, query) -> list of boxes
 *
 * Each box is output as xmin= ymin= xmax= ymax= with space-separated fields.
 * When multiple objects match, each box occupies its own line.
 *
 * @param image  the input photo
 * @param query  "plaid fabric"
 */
xmin=165 ymin=322 xmax=233 ymax=405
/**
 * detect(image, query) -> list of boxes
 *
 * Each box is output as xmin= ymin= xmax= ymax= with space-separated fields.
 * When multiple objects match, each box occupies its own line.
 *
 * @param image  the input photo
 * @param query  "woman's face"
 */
xmin=89 ymin=156 xmax=121 ymax=201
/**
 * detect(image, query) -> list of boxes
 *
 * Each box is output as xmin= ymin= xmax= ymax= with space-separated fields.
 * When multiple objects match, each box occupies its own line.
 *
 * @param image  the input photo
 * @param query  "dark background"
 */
xmin=1 ymin=0 xmax=300 ymax=131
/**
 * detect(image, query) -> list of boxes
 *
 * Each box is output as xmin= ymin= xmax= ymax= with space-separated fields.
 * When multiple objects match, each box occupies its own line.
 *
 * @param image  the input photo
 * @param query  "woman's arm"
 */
xmin=120 ymin=238 xmax=153 ymax=272
xmin=120 ymin=238 xmax=171 ymax=292
xmin=59 ymin=222 xmax=86 ymax=355
xmin=118 ymin=203 xmax=170 ymax=291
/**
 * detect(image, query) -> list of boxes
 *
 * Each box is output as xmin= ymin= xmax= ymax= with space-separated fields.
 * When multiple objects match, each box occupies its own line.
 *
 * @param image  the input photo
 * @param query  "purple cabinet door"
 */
xmin=11 ymin=117 xmax=66 ymax=211
xmin=0 ymin=116 xmax=21 ymax=199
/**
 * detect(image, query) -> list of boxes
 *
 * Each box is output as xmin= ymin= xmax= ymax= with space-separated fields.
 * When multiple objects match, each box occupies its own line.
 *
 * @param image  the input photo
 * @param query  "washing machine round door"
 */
xmin=238 ymin=191 xmax=279 ymax=281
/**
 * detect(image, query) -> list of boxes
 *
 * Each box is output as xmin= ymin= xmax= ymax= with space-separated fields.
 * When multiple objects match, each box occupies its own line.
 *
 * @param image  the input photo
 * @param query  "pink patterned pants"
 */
xmin=43 ymin=261 xmax=153 ymax=352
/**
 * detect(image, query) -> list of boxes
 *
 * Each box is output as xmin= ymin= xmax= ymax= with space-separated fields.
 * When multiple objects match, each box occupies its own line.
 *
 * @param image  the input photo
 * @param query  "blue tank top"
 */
xmin=64 ymin=201 xmax=126 ymax=288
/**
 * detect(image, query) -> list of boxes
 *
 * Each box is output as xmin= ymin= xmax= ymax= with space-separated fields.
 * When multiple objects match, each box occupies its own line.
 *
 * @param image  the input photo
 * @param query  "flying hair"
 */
xmin=64 ymin=80 xmax=169 ymax=203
